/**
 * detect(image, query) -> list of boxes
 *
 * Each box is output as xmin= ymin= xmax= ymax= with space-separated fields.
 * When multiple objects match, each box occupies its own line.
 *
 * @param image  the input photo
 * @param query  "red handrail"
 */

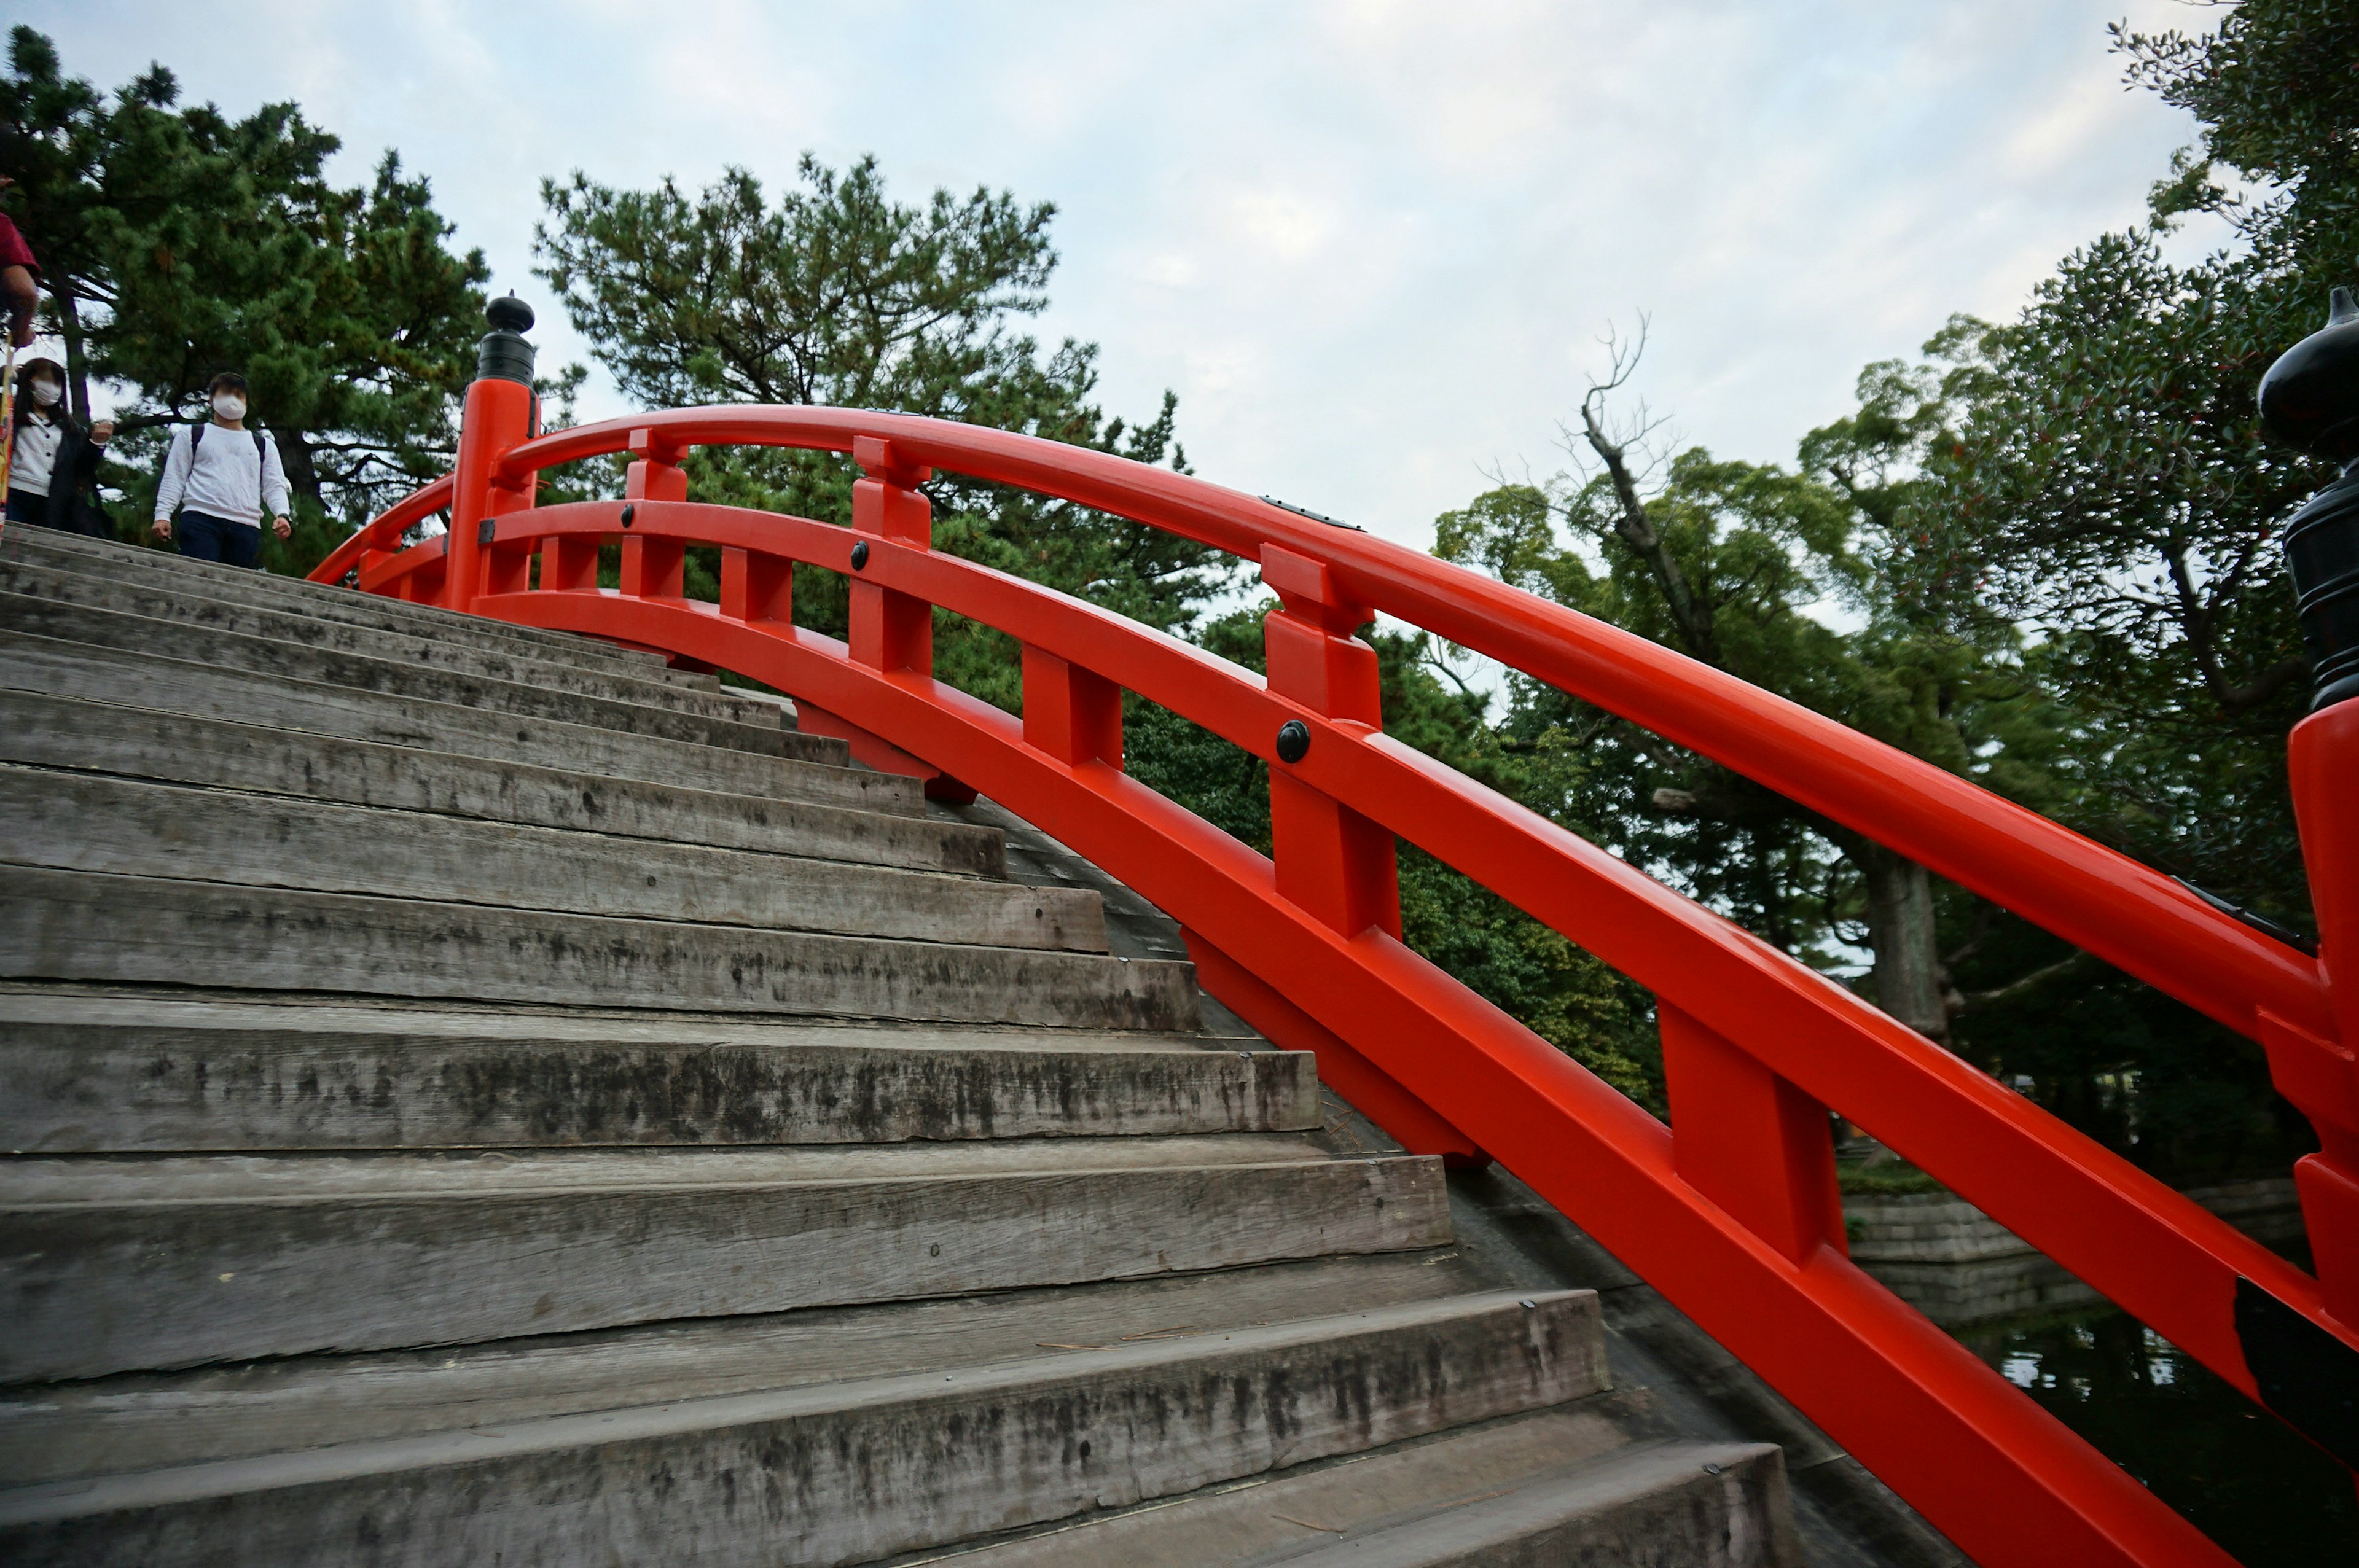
xmin=460 ymin=408 xmax=2327 ymax=1042
xmin=316 ymin=404 xmax=2359 ymax=1567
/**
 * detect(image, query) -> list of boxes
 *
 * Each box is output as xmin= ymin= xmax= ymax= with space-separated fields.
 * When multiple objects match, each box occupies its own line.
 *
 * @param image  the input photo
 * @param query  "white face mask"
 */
xmin=28 ymin=380 xmax=60 ymax=408
xmin=212 ymin=392 xmax=247 ymax=421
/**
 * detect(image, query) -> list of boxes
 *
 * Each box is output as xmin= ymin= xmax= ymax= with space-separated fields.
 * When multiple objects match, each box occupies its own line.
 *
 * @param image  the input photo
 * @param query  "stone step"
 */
xmin=0 ymin=989 xmax=1316 ymax=1153
xmin=0 ymin=1136 xmax=1450 ymax=1380
xmin=0 ymin=867 xmax=1200 ymax=1028
xmin=0 ymin=689 xmax=991 ymax=876
xmin=0 ymin=552 xmax=773 ymax=725
xmin=0 ymin=591 xmax=795 ymax=757
xmin=0 ymin=1290 xmax=1589 ymax=1568
xmin=933 ymin=1414 xmax=1793 ymax=1567
xmin=0 ymin=765 xmax=1108 ymax=951
xmin=0 ymin=1250 xmax=1489 ymax=1486
xmin=0 ymin=632 xmax=902 ymax=811
xmin=0 ymin=526 xmax=710 ymax=688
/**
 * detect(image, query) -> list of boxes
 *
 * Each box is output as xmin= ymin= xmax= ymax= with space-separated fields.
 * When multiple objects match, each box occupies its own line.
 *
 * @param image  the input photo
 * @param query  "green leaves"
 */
xmin=535 ymin=154 xmax=1235 ymax=708
xmin=1 ymin=28 xmax=489 ymax=568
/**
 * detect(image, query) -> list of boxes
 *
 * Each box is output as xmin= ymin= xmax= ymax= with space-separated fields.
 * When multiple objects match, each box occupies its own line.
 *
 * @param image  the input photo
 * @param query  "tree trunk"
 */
xmin=1853 ymin=840 xmax=1952 ymax=1043
xmin=275 ymin=428 xmax=325 ymax=518
xmin=54 ymin=286 xmax=92 ymax=427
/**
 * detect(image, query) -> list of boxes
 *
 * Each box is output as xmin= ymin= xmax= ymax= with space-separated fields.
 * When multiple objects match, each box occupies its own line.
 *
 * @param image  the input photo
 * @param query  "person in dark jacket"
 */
xmin=6 ymin=355 xmax=114 ymax=536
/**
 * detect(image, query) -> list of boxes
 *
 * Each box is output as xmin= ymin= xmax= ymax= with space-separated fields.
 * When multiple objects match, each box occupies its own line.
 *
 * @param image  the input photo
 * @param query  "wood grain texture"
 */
xmin=0 ymin=1293 xmax=1592 ymax=1567
xmin=0 ymin=1152 xmax=1451 ymax=1378
xmin=0 ymin=767 xmax=1105 ymax=952
xmin=0 ymin=1012 xmax=1312 ymax=1152
xmin=0 ymin=528 xmax=690 ymax=684
xmin=0 ymin=634 xmax=895 ymax=809
xmin=0 ymin=554 xmax=765 ymax=722
xmin=0 ymin=1252 xmax=1487 ymax=1484
xmin=0 ymin=691 xmax=993 ymax=875
xmin=0 ymin=591 xmax=793 ymax=755
xmin=0 ymin=868 xmax=1200 ymax=1029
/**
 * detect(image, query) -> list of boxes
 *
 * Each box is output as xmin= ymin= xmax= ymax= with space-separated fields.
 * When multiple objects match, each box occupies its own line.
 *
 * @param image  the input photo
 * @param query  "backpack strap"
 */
xmin=187 ymin=421 xmax=203 ymax=456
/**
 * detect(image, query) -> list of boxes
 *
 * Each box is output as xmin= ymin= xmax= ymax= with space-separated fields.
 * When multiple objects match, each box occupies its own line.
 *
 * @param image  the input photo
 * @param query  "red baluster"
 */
xmin=1261 ymin=544 xmax=1399 ymax=938
xmin=848 ymin=435 xmax=933 ymax=676
xmin=1660 ymin=1002 xmax=1846 ymax=1266
xmin=1022 ymin=646 xmax=1122 ymax=770
xmin=1255 ymin=542 xmax=1485 ymax=1165
xmin=619 ymin=427 xmax=686 ymax=601
xmin=721 ymin=547 xmax=792 ymax=625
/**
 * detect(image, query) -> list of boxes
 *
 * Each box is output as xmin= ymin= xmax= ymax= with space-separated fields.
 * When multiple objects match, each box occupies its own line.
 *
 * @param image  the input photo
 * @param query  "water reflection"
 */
xmin=1960 ymin=1308 xmax=2355 ymax=1566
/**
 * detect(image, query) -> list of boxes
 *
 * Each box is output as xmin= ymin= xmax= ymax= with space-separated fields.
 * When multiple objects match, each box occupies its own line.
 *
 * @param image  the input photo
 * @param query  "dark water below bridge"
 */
xmin=1957 ymin=1305 xmax=2356 ymax=1565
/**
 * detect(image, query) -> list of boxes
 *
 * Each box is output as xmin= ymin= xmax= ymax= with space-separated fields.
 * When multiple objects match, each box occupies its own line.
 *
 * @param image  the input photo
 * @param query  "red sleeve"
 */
xmin=0 ymin=214 xmax=37 ymax=273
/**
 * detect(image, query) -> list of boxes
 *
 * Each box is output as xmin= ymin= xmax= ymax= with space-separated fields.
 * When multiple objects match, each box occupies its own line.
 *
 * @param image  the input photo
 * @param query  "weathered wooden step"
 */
xmin=0 ymin=552 xmax=772 ymax=724
xmin=0 ymin=867 xmax=1197 ymax=1028
xmin=0 ymin=766 xmax=1108 ymax=951
xmin=0 ymin=690 xmax=992 ymax=875
xmin=0 ymin=989 xmax=1316 ymax=1152
xmin=0 ymin=1138 xmax=1450 ymax=1379
xmin=1266 ymin=1440 xmax=1796 ymax=1567
xmin=0 ymin=592 xmax=792 ymax=755
xmin=936 ymin=1412 xmax=1793 ymax=1567
xmin=0 ymin=632 xmax=899 ymax=809
xmin=0 ymin=527 xmax=706 ymax=688
xmin=0 ymin=1291 xmax=1592 ymax=1568
xmin=0 ymin=1249 xmax=1491 ymax=1486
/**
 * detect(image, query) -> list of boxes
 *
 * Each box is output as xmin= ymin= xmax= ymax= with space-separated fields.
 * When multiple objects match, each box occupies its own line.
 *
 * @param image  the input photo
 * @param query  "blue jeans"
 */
xmin=176 ymin=510 xmax=262 ymax=568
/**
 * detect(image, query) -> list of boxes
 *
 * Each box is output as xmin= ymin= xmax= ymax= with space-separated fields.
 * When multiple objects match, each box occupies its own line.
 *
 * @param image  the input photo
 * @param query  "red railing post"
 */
xmin=848 ymin=435 xmax=933 ymax=676
xmin=796 ymin=434 xmax=976 ymax=800
xmin=1250 ymin=542 xmax=1488 ymax=1165
xmin=620 ymin=427 xmax=688 ymax=601
xmin=2288 ymin=704 xmax=2359 ymax=1322
xmin=1260 ymin=544 xmax=1401 ymax=937
xmin=1660 ymin=1002 xmax=1847 ymax=1265
xmin=719 ymin=545 xmax=792 ymax=626
xmin=444 ymin=296 xmax=539 ymax=614
xmin=1022 ymin=646 xmax=1122 ymax=769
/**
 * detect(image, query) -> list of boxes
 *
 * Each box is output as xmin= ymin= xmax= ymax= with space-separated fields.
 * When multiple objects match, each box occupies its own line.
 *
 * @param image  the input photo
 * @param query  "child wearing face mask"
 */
xmin=6 ymin=356 xmax=115 ymax=536
xmin=151 ymin=370 xmax=292 ymax=568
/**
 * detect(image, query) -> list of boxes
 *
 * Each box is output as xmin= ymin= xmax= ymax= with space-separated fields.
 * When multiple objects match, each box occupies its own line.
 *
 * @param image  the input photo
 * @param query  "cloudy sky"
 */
xmin=38 ymin=1 xmax=2226 ymax=552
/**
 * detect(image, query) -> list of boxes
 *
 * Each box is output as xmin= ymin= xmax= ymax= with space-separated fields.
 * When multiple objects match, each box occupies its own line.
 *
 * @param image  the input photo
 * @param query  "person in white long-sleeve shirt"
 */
xmin=151 ymin=370 xmax=292 ymax=568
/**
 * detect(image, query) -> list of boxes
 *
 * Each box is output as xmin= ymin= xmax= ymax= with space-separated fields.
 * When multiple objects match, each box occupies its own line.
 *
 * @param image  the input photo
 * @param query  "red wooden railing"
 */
xmin=315 ymin=381 xmax=2359 ymax=1566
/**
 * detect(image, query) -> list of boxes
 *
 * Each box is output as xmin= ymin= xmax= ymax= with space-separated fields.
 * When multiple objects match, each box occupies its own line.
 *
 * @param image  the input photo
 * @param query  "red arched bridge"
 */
xmin=311 ymin=345 xmax=2359 ymax=1568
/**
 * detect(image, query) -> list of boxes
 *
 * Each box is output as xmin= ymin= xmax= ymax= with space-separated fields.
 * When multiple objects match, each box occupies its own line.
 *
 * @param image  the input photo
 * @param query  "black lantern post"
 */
xmin=2258 ymin=288 xmax=2359 ymax=1348
xmin=2260 ymin=287 xmax=2359 ymax=709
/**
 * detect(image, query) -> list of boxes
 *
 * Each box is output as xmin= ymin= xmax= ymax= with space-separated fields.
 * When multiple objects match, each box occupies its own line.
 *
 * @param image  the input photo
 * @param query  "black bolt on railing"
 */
xmin=2260 ymin=286 xmax=2359 ymax=711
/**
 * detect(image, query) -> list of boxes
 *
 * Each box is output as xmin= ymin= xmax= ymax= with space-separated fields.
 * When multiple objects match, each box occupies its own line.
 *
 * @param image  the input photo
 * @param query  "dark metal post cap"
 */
xmin=475 ymin=293 xmax=538 ymax=386
xmin=2260 ymin=286 xmax=2359 ymax=467
xmin=485 ymin=295 xmax=536 ymax=335
xmin=1275 ymin=719 xmax=1310 ymax=763
xmin=2264 ymin=288 xmax=2359 ymax=710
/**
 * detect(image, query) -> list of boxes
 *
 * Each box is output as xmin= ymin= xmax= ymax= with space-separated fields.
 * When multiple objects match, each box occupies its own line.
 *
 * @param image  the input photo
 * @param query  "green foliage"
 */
xmin=1425 ymin=0 xmax=2353 ymax=1179
xmin=1907 ymin=0 xmax=2359 ymax=928
xmin=0 ymin=26 xmax=488 ymax=573
xmin=534 ymin=155 xmax=1234 ymax=706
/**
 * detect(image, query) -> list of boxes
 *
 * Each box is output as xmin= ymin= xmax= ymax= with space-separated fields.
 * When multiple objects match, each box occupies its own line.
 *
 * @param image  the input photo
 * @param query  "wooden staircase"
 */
xmin=0 ymin=526 xmax=1799 ymax=1566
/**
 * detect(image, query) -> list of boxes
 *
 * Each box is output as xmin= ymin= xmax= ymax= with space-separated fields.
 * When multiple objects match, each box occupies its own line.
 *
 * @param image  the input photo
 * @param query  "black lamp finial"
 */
xmin=2261 ymin=286 xmax=2359 ymax=710
xmin=475 ymin=292 xmax=538 ymax=386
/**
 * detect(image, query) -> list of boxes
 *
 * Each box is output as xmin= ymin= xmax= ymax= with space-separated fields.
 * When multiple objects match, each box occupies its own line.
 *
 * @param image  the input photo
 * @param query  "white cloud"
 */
xmin=33 ymin=0 xmax=2212 ymax=547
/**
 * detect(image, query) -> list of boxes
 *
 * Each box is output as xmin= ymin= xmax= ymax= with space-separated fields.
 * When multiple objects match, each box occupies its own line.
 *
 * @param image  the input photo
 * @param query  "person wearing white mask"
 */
xmin=151 ymin=369 xmax=291 ymax=568
xmin=6 ymin=355 xmax=115 ymax=536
